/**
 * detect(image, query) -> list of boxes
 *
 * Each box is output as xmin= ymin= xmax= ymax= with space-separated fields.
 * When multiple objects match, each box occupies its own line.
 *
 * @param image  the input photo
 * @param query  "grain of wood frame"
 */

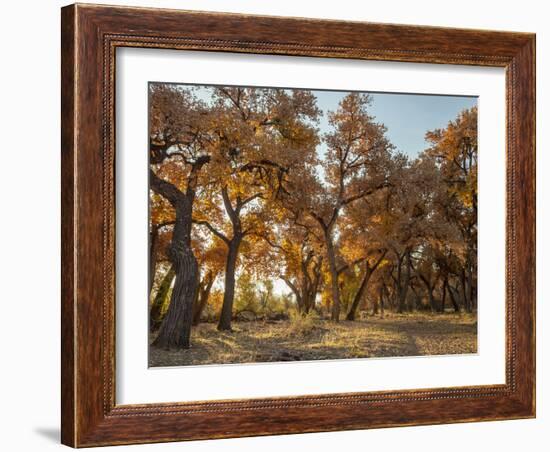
xmin=148 ymin=82 xmax=478 ymax=366
xmin=61 ymin=5 xmax=535 ymax=445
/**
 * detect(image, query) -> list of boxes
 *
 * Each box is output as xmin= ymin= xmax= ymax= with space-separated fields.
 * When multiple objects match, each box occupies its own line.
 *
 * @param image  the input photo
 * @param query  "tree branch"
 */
xmin=221 ymin=186 xmax=238 ymax=225
xmin=193 ymin=219 xmax=230 ymax=245
xmin=368 ymin=249 xmax=388 ymax=272
xmin=308 ymin=210 xmax=328 ymax=230
xmin=239 ymin=192 xmax=264 ymax=208
xmin=250 ymin=232 xmax=286 ymax=252
xmin=337 ymin=256 xmax=366 ymax=275
xmin=281 ymin=276 xmax=301 ymax=300
xmin=151 ymin=220 xmax=175 ymax=231
xmin=342 ymin=182 xmax=390 ymax=206
xmin=149 ymin=169 xmax=184 ymax=206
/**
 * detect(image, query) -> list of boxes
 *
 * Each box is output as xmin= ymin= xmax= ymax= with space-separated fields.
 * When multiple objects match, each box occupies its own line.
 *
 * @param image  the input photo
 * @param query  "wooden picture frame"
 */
xmin=61 ymin=3 xmax=535 ymax=447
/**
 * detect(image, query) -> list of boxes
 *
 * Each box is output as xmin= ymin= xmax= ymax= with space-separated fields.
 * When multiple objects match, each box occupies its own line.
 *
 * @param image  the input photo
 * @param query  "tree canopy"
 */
xmin=149 ymin=84 xmax=478 ymax=349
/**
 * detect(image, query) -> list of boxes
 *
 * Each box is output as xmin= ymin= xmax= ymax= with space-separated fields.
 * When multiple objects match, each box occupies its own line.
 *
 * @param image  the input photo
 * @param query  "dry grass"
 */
xmin=149 ymin=312 xmax=477 ymax=367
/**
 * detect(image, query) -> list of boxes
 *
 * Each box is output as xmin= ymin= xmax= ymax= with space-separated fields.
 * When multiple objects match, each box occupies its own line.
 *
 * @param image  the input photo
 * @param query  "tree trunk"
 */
xmin=152 ymin=200 xmax=198 ymax=349
xmin=427 ymin=288 xmax=435 ymax=312
xmin=149 ymin=159 xmax=208 ymax=349
xmin=397 ymin=251 xmax=411 ymax=313
xmin=282 ymin=277 xmax=303 ymax=312
xmin=466 ymin=263 xmax=474 ymax=312
xmin=471 ymin=279 xmax=477 ymax=311
xmin=409 ymin=284 xmax=421 ymax=311
xmin=149 ymin=265 xmax=175 ymax=331
xmin=372 ymin=297 xmax=379 ymax=316
xmin=460 ymin=268 xmax=471 ymax=312
xmin=149 ymin=224 xmax=160 ymax=296
xmin=384 ymin=281 xmax=395 ymax=311
xmin=448 ymin=284 xmax=461 ymax=312
xmin=379 ymin=285 xmax=385 ymax=318
xmin=299 ymin=254 xmax=311 ymax=314
xmin=393 ymin=256 xmax=402 ymax=311
xmin=346 ymin=265 xmax=371 ymax=321
xmin=305 ymin=263 xmax=322 ymax=314
xmin=218 ymin=236 xmax=242 ymax=331
xmin=192 ymin=271 xmax=216 ymax=325
xmin=419 ymin=275 xmax=437 ymax=312
xmin=441 ymin=278 xmax=448 ymax=313
xmin=325 ymin=231 xmax=341 ymax=321
xmin=310 ymin=258 xmax=322 ymax=311
xmin=346 ymin=250 xmax=386 ymax=321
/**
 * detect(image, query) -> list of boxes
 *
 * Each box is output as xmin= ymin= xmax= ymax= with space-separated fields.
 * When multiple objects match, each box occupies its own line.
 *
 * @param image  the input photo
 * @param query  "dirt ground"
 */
xmin=148 ymin=312 xmax=477 ymax=367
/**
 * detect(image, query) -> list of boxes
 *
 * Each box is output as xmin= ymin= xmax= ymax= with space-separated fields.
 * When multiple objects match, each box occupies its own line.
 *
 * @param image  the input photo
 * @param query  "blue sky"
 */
xmin=313 ymin=89 xmax=477 ymax=158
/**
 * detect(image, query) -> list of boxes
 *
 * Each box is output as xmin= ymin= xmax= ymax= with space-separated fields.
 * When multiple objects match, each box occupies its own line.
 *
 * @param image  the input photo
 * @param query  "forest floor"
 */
xmin=149 ymin=312 xmax=477 ymax=367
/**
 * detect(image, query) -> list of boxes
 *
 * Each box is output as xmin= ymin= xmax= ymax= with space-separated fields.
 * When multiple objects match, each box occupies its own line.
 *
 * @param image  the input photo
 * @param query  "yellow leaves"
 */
xmin=155 ymin=160 xmax=189 ymax=192
xmin=150 ymin=193 xmax=175 ymax=226
xmin=457 ymin=190 xmax=474 ymax=209
xmin=425 ymin=106 xmax=477 ymax=211
xmin=201 ymin=243 xmax=227 ymax=271
xmin=150 ymin=85 xmax=478 ymax=320
xmin=340 ymin=241 xmax=363 ymax=263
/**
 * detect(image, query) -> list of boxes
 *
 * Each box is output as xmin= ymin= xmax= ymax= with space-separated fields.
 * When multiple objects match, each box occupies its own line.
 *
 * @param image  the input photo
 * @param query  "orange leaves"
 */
xmin=149 ymin=83 xmax=477 ymax=316
xmin=150 ymin=192 xmax=175 ymax=227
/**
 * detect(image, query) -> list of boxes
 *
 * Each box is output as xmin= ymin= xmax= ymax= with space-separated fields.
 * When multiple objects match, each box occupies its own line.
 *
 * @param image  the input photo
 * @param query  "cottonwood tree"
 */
xmin=193 ymin=87 xmax=321 ymax=330
xmin=372 ymin=154 xmax=442 ymax=312
xmin=149 ymin=83 xmax=478 ymax=355
xmin=149 ymin=84 xmax=214 ymax=348
xmin=426 ymin=106 xmax=478 ymax=311
xmin=338 ymin=200 xmax=388 ymax=320
xmin=289 ymin=93 xmax=393 ymax=320
xmin=412 ymin=245 xmax=442 ymax=312
xmin=269 ymin=222 xmax=324 ymax=315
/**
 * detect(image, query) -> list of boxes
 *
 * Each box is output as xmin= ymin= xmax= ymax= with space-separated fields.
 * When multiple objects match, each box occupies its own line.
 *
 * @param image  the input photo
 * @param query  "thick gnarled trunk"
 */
xmin=153 ymin=248 xmax=198 ymax=348
xmin=149 ymin=154 xmax=208 ymax=349
xmin=151 ymin=184 xmax=199 ymax=348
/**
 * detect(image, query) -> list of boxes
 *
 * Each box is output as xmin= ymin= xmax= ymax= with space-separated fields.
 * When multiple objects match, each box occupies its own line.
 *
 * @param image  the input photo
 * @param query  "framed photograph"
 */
xmin=61 ymin=3 xmax=535 ymax=447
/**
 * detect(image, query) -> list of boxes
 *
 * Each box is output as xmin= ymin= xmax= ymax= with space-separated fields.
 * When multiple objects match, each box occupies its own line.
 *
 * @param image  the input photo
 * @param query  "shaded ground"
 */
xmin=149 ymin=312 xmax=477 ymax=367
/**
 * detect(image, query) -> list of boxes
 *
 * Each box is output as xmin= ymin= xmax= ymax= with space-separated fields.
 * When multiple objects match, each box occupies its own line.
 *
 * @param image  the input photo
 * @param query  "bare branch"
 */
xmin=342 ymin=182 xmax=391 ymax=206
xmin=250 ymin=232 xmax=286 ymax=252
xmin=281 ymin=276 xmax=301 ymax=300
xmin=237 ymin=192 xmax=264 ymax=210
xmin=221 ymin=186 xmax=238 ymax=225
xmin=149 ymin=169 xmax=184 ymax=206
xmin=193 ymin=219 xmax=230 ymax=244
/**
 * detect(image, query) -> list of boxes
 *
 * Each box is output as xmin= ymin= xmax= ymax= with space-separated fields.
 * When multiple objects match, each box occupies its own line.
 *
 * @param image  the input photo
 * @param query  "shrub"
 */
xmin=285 ymin=310 xmax=319 ymax=337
